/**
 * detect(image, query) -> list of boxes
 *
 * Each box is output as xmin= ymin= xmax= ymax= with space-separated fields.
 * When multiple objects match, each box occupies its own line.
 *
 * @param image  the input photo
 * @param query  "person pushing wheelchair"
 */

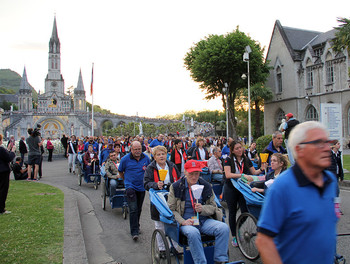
xmin=167 ymin=160 xmax=230 ymax=264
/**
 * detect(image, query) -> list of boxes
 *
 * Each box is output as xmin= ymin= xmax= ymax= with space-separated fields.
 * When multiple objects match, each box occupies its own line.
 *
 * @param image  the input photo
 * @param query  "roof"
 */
xmin=282 ymin=26 xmax=321 ymax=50
xmin=0 ymin=94 xmax=18 ymax=104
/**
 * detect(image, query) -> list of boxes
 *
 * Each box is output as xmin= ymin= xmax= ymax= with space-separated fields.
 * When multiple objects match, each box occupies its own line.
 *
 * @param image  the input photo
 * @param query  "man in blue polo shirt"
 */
xmin=256 ymin=121 xmax=338 ymax=264
xmin=118 ymin=141 xmax=150 ymax=241
xmin=149 ymin=134 xmax=164 ymax=148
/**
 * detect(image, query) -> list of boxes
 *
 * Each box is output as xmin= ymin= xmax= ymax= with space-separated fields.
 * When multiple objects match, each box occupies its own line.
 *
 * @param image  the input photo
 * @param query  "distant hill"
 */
xmin=0 ymin=69 xmax=38 ymax=101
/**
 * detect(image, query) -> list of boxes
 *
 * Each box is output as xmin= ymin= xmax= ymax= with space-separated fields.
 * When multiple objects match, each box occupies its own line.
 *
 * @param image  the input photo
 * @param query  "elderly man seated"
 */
xmin=105 ymin=150 xmax=124 ymax=197
xmin=167 ymin=160 xmax=229 ymax=264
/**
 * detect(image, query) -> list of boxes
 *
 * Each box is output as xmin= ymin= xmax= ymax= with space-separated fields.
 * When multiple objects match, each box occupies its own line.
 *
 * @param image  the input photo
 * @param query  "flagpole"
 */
xmin=91 ymin=63 xmax=94 ymax=137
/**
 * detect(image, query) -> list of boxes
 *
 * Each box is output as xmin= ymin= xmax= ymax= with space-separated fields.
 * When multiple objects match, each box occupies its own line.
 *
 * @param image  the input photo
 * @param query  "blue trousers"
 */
xmin=180 ymin=219 xmax=229 ymax=264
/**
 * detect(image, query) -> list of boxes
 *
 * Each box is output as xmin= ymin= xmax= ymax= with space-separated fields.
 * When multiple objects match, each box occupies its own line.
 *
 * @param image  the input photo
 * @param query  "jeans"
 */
xmin=285 ymin=139 xmax=295 ymax=166
xmin=211 ymin=173 xmax=224 ymax=183
xmin=180 ymin=219 xmax=229 ymax=263
xmin=68 ymin=153 xmax=77 ymax=172
xmin=126 ymin=188 xmax=145 ymax=236
xmin=20 ymin=153 xmax=25 ymax=167
xmin=224 ymin=180 xmax=248 ymax=236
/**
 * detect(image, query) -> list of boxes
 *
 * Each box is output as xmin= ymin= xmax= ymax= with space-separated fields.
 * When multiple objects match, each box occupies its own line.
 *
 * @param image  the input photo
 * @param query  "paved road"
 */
xmin=38 ymin=158 xmax=350 ymax=264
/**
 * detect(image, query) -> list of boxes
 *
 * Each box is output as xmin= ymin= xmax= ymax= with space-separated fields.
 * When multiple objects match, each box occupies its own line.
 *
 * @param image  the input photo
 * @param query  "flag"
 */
xmin=90 ymin=63 xmax=94 ymax=96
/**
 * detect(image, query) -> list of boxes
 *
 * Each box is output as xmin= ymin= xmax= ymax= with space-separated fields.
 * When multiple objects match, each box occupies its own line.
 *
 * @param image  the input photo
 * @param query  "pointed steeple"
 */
xmin=20 ymin=66 xmax=31 ymax=91
xmin=76 ymin=69 xmax=85 ymax=91
xmin=49 ymin=16 xmax=60 ymax=53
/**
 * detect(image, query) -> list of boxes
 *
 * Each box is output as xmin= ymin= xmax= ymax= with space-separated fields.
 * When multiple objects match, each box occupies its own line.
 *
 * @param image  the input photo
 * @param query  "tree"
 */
xmin=184 ymin=27 xmax=270 ymax=138
xmin=333 ymin=17 xmax=350 ymax=53
xmin=241 ymin=83 xmax=273 ymax=138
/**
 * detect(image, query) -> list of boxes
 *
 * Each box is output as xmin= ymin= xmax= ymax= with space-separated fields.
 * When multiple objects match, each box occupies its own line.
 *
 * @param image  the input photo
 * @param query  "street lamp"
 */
xmin=223 ymin=83 xmax=229 ymax=139
xmin=243 ymin=45 xmax=252 ymax=146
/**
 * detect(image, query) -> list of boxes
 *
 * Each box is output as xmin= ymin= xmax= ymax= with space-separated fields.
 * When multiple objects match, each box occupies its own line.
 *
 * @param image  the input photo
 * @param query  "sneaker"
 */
xmin=0 ymin=210 xmax=11 ymax=215
xmin=132 ymin=235 xmax=139 ymax=241
xmin=32 ymin=179 xmax=38 ymax=182
xmin=69 ymin=168 xmax=72 ymax=173
xmin=232 ymin=237 xmax=238 ymax=247
xmin=73 ymin=171 xmax=75 ymax=175
xmin=26 ymin=178 xmax=32 ymax=181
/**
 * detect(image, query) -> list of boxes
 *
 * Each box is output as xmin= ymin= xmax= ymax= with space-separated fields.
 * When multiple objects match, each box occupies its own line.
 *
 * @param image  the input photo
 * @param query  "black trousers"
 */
xmin=223 ymin=180 xmax=248 ymax=236
xmin=0 ymin=171 xmax=11 ymax=213
xmin=48 ymin=149 xmax=53 ymax=161
xmin=126 ymin=188 xmax=145 ymax=236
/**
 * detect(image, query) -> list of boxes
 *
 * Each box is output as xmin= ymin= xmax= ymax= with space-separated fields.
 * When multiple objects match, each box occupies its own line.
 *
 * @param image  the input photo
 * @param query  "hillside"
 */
xmin=0 ymin=69 xmax=38 ymax=101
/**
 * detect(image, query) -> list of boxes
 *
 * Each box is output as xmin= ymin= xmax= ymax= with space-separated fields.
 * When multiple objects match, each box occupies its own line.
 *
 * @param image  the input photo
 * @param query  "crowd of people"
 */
xmin=0 ymin=112 xmax=347 ymax=263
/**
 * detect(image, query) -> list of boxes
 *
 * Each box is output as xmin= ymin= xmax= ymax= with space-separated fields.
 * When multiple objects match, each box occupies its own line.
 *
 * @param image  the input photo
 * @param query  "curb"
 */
xmin=340 ymin=180 xmax=350 ymax=188
xmin=41 ymin=182 xmax=88 ymax=264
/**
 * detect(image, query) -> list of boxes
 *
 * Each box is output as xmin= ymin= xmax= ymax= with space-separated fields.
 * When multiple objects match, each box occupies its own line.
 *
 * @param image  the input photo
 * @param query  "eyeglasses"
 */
xmin=299 ymin=139 xmax=335 ymax=148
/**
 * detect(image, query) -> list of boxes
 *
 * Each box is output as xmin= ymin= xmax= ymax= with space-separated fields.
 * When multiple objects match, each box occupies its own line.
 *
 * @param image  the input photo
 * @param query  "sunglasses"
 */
xmin=299 ymin=139 xmax=335 ymax=148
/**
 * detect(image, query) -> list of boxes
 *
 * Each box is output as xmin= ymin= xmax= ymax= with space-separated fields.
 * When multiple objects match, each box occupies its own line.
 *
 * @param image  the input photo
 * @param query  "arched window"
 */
xmin=306 ymin=58 xmax=313 ymax=88
xmin=276 ymin=66 xmax=282 ymax=93
xmin=326 ymin=52 xmax=334 ymax=84
xmin=276 ymin=109 xmax=285 ymax=130
xmin=305 ymin=105 xmax=319 ymax=121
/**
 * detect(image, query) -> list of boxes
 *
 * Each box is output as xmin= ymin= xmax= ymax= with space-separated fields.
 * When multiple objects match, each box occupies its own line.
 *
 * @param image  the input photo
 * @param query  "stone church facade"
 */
xmin=264 ymin=20 xmax=350 ymax=143
xmin=3 ymin=17 xmax=89 ymax=139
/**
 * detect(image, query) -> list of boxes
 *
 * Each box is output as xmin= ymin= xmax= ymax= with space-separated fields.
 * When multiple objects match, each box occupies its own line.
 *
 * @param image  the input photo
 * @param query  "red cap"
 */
xmin=285 ymin=113 xmax=293 ymax=118
xmin=184 ymin=160 xmax=205 ymax=173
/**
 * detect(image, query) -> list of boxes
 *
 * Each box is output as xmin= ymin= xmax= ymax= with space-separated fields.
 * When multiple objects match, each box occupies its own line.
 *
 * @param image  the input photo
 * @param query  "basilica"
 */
xmin=3 ymin=17 xmax=90 ymax=139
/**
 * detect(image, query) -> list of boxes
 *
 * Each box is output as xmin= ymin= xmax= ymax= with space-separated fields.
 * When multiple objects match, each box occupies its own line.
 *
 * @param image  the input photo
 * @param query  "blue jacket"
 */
xmin=263 ymin=141 xmax=286 ymax=172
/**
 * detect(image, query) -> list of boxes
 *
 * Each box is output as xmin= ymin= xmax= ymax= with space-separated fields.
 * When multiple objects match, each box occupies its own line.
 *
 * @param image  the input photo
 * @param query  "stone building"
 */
xmin=264 ymin=20 xmax=350 ymax=143
xmin=3 ymin=16 xmax=90 ymax=139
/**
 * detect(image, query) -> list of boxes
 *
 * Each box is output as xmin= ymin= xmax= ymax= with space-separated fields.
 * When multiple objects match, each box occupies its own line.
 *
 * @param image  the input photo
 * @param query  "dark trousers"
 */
xmin=126 ymin=188 xmax=145 ymax=236
xmin=48 ymin=149 xmax=53 ymax=161
xmin=223 ymin=180 xmax=248 ymax=236
xmin=0 ymin=171 xmax=11 ymax=213
xmin=20 ymin=153 xmax=25 ymax=167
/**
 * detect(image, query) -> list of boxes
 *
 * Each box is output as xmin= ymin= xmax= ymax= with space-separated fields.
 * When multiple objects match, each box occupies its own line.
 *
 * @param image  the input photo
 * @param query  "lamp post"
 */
xmin=243 ymin=45 xmax=252 ymax=146
xmin=223 ymin=83 xmax=229 ymax=139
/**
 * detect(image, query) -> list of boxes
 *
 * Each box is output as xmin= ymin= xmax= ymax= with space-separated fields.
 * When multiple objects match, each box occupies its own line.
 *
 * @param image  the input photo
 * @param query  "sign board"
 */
xmin=320 ymin=103 xmax=342 ymax=140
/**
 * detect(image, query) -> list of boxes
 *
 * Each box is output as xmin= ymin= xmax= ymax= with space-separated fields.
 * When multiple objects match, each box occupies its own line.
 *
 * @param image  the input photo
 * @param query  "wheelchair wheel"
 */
xmin=236 ymin=212 xmax=259 ymax=260
xmin=151 ymin=229 xmax=171 ymax=264
xmin=122 ymin=205 xmax=128 ymax=219
xmin=102 ymin=190 xmax=106 ymax=210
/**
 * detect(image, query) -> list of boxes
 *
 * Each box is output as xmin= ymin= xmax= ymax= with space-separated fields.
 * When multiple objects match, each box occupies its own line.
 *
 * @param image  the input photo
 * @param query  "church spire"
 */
xmin=76 ymin=69 xmax=85 ymax=91
xmin=49 ymin=16 xmax=60 ymax=53
xmin=20 ymin=66 xmax=31 ymax=91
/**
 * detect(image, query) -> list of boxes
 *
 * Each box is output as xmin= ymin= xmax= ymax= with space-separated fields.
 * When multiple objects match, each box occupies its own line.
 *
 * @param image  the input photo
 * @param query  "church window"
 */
xmin=305 ymin=106 xmax=319 ymax=121
xmin=326 ymin=52 xmax=334 ymax=84
xmin=306 ymin=59 xmax=313 ymax=88
xmin=276 ymin=109 xmax=285 ymax=130
xmin=276 ymin=66 xmax=282 ymax=93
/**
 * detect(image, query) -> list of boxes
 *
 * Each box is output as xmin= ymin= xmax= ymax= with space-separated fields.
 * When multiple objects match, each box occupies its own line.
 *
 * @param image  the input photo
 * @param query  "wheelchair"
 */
xmin=101 ymin=165 xmax=128 ymax=219
xmin=76 ymin=153 xmax=101 ymax=190
xmin=149 ymin=189 xmax=244 ymax=264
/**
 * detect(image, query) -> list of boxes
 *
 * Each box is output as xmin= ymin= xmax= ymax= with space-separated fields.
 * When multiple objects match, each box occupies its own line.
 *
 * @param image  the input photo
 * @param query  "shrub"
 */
xmin=256 ymin=135 xmax=272 ymax=153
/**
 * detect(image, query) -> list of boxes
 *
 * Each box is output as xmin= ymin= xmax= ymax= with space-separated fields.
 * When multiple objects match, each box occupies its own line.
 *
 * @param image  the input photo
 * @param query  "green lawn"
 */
xmin=343 ymin=154 xmax=350 ymax=180
xmin=0 ymin=181 xmax=64 ymax=264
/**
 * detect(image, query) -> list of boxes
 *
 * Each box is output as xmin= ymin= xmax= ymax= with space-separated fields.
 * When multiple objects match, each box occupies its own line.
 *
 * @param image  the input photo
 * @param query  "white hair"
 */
xmin=288 ymin=121 xmax=328 ymax=160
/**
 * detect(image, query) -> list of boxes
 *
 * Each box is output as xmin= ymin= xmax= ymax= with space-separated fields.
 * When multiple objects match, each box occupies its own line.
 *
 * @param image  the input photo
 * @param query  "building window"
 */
xmin=276 ymin=66 xmax=282 ymax=93
xmin=314 ymin=48 xmax=323 ymax=57
xmin=305 ymin=106 xmax=319 ymax=121
xmin=276 ymin=109 xmax=285 ymax=130
xmin=306 ymin=67 xmax=313 ymax=88
xmin=326 ymin=61 xmax=334 ymax=84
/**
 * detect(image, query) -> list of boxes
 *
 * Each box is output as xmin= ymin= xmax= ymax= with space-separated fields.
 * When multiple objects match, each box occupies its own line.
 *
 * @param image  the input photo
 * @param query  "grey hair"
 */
xmin=272 ymin=131 xmax=282 ymax=139
xmin=212 ymin=146 xmax=221 ymax=153
xmin=288 ymin=121 xmax=328 ymax=160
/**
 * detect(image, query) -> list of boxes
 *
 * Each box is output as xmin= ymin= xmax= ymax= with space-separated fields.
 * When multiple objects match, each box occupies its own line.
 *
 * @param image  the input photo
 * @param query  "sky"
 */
xmin=0 ymin=0 xmax=349 ymax=118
